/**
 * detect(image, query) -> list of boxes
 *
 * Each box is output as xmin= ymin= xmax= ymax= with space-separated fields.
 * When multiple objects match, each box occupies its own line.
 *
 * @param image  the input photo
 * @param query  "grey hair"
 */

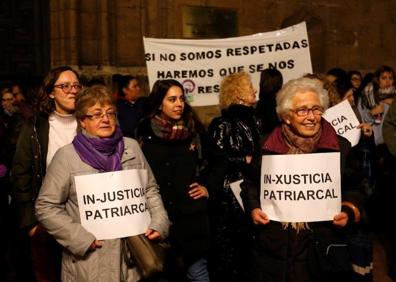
xmin=276 ymin=77 xmax=329 ymax=117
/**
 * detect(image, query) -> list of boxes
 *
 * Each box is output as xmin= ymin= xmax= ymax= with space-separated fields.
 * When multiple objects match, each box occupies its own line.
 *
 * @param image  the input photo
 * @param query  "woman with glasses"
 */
xmin=137 ymin=79 xmax=210 ymax=281
xmin=35 ymin=85 xmax=169 ymax=282
xmin=12 ymin=66 xmax=82 ymax=282
xmin=241 ymin=77 xmax=360 ymax=282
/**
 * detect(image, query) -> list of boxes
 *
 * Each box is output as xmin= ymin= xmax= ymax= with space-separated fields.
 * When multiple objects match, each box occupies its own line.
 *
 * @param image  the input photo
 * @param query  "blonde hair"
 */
xmin=219 ymin=72 xmax=252 ymax=109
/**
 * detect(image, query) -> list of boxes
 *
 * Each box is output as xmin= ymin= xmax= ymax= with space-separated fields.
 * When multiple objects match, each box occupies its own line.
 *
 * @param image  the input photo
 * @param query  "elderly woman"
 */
xmin=35 ymin=85 xmax=169 ymax=282
xmin=241 ymin=77 xmax=360 ymax=282
xmin=206 ymin=71 xmax=262 ymax=282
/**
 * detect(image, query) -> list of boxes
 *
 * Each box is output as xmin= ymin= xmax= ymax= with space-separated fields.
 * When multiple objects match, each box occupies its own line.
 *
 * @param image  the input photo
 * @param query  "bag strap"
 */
xmin=121 ymin=238 xmax=136 ymax=268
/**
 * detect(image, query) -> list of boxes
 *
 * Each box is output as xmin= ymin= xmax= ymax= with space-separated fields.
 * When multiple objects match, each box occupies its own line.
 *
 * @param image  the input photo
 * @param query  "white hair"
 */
xmin=276 ymin=77 xmax=329 ymax=117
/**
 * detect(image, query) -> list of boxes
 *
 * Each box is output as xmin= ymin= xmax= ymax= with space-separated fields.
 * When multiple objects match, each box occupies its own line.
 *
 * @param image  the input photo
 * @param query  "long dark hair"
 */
xmin=255 ymin=68 xmax=283 ymax=134
xmin=373 ymin=65 xmax=395 ymax=90
xmin=146 ymin=79 xmax=191 ymax=119
xmin=36 ymin=66 xmax=80 ymax=115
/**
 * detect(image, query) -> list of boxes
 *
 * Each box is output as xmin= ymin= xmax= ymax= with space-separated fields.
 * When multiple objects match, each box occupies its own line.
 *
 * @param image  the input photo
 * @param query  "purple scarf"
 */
xmin=72 ymin=127 xmax=124 ymax=172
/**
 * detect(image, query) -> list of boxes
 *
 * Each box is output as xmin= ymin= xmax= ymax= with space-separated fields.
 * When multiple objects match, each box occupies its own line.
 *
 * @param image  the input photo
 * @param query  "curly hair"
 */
xmin=219 ymin=72 xmax=253 ymax=109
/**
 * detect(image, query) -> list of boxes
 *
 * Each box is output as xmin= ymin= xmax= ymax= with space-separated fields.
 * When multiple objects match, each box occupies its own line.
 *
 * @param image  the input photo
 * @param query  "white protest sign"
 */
xmin=260 ymin=153 xmax=341 ymax=222
xmin=74 ymin=169 xmax=151 ymax=240
xmin=144 ymin=22 xmax=312 ymax=106
xmin=322 ymin=100 xmax=361 ymax=147
xmin=229 ymin=179 xmax=244 ymax=211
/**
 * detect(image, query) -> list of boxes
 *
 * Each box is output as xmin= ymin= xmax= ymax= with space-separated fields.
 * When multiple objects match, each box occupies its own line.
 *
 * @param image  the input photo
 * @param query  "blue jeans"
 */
xmin=187 ymin=257 xmax=210 ymax=282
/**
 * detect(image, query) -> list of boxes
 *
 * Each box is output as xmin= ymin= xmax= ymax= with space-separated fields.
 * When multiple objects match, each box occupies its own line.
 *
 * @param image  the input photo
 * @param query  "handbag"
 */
xmin=125 ymin=234 xmax=169 ymax=279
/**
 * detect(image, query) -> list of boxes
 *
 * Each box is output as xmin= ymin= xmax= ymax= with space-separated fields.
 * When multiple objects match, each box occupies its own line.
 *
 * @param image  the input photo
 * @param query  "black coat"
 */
xmin=241 ymin=120 xmax=359 ymax=282
xmin=137 ymin=118 xmax=210 ymax=259
xmin=11 ymin=115 xmax=49 ymax=230
xmin=116 ymin=97 xmax=147 ymax=138
xmin=206 ymin=105 xmax=262 ymax=282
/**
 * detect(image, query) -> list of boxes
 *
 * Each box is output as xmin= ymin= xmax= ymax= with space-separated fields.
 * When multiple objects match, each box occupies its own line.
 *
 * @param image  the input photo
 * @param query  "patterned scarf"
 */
xmin=150 ymin=115 xmax=193 ymax=141
xmin=72 ymin=127 xmax=124 ymax=172
xmin=280 ymin=123 xmax=322 ymax=232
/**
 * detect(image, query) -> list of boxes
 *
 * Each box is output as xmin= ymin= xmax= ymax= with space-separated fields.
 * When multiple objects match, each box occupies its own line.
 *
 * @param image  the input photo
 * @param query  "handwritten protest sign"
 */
xmin=75 ymin=169 xmax=151 ymax=240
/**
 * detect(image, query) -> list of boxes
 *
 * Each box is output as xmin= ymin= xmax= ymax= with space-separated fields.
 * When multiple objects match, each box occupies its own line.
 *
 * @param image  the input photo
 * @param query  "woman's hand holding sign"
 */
xmin=145 ymin=229 xmax=162 ymax=240
xmin=333 ymin=211 xmax=348 ymax=227
xmin=251 ymin=208 xmax=270 ymax=225
xmin=89 ymin=240 xmax=103 ymax=250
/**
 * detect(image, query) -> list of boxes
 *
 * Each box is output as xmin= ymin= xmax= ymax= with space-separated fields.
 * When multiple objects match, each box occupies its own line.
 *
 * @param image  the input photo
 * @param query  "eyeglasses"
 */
xmin=2 ymin=98 xmax=14 ymax=102
xmin=290 ymin=106 xmax=324 ymax=117
xmin=54 ymin=83 xmax=83 ymax=93
xmin=85 ymin=111 xmax=117 ymax=121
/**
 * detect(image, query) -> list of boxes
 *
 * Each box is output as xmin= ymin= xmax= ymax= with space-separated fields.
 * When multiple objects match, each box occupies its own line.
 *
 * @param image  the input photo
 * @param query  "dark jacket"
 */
xmin=384 ymin=98 xmax=396 ymax=157
xmin=137 ymin=117 xmax=210 ymax=259
xmin=206 ymin=105 xmax=262 ymax=282
xmin=11 ymin=115 xmax=49 ymax=229
xmin=0 ymin=110 xmax=26 ymax=167
xmin=116 ymin=97 xmax=148 ymax=138
xmin=206 ymin=104 xmax=263 ymax=199
xmin=241 ymin=119 xmax=358 ymax=282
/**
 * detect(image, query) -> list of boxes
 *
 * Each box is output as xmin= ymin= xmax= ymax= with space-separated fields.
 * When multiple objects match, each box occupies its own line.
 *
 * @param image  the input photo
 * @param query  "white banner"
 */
xmin=144 ymin=22 xmax=312 ymax=106
xmin=260 ymin=153 xmax=341 ymax=222
xmin=75 ymin=169 xmax=151 ymax=240
xmin=322 ymin=100 xmax=361 ymax=147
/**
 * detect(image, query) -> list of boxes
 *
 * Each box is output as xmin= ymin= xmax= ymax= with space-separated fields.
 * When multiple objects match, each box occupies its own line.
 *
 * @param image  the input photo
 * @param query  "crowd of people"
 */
xmin=1 ymin=64 xmax=396 ymax=282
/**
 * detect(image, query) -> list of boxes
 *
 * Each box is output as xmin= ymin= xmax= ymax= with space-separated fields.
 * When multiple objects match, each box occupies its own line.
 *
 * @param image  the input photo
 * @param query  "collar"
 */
xmin=117 ymin=96 xmax=136 ymax=105
xmin=262 ymin=118 xmax=340 ymax=154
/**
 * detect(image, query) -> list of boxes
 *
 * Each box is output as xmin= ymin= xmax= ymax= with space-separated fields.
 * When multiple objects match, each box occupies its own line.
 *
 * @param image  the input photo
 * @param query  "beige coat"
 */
xmin=35 ymin=137 xmax=170 ymax=282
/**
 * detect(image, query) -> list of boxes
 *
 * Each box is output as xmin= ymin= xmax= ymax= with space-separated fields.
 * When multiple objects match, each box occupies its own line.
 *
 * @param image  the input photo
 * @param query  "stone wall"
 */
xmin=50 ymin=0 xmax=396 ymax=79
xmin=49 ymin=0 xmax=396 ymax=126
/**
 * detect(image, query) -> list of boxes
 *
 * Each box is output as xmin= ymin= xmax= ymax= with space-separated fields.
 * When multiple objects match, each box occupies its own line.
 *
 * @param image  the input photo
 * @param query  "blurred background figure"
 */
xmin=382 ymin=97 xmax=396 ymax=280
xmin=116 ymin=75 xmax=148 ymax=138
xmin=348 ymin=70 xmax=363 ymax=92
xmin=255 ymin=68 xmax=283 ymax=135
xmin=1 ymin=87 xmax=25 ymax=176
xmin=11 ymin=83 xmax=26 ymax=103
